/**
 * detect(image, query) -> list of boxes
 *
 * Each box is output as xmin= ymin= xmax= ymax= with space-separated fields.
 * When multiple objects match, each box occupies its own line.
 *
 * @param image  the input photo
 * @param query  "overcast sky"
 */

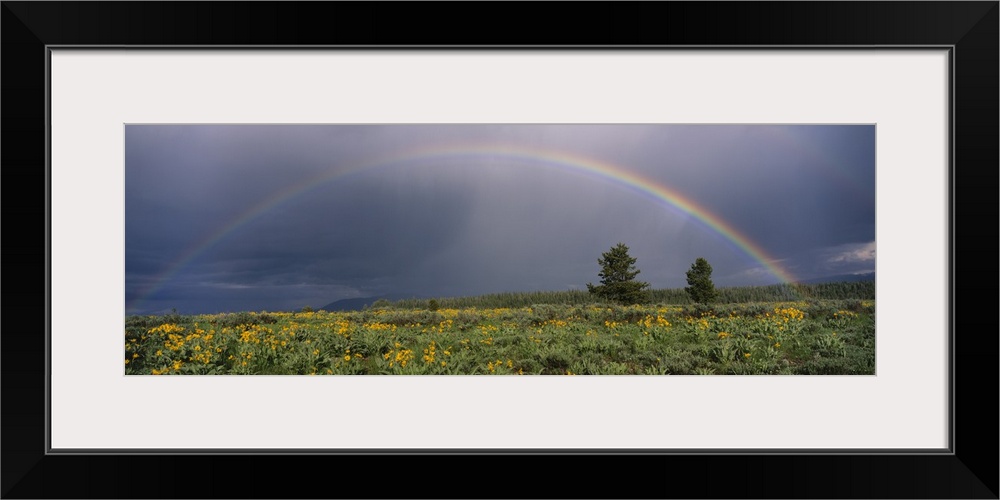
xmin=125 ymin=124 xmax=875 ymax=315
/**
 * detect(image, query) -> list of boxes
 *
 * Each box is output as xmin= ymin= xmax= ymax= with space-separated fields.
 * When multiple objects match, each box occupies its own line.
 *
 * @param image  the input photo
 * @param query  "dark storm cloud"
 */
xmin=125 ymin=124 xmax=875 ymax=314
xmin=622 ymin=125 xmax=876 ymax=255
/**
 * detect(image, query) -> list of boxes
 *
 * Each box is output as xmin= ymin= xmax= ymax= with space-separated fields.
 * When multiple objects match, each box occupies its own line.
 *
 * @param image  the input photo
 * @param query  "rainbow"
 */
xmin=126 ymin=143 xmax=799 ymax=313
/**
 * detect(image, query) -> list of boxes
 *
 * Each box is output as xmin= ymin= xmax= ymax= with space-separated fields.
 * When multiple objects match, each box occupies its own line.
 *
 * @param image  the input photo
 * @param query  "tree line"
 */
xmin=374 ymin=243 xmax=873 ymax=311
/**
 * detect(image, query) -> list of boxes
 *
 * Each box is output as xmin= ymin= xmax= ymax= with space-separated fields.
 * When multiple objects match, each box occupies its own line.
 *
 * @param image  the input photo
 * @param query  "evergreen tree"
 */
xmin=685 ymin=257 xmax=719 ymax=304
xmin=587 ymin=243 xmax=651 ymax=304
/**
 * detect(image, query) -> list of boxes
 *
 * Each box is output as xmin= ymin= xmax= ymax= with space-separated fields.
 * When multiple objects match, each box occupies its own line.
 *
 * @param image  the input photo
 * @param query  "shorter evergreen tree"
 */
xmin=685 ymin=257 xmax=719 ymax=304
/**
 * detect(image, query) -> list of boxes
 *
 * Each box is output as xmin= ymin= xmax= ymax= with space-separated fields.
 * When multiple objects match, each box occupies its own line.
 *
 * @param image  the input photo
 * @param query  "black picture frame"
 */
xmin=3 ymin=2 xmax=996 ymax=498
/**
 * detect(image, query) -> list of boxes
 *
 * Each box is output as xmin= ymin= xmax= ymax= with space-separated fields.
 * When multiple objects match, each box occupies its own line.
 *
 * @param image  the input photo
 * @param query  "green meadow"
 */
xmin=125 ymin=282 xmax=875 ymax=375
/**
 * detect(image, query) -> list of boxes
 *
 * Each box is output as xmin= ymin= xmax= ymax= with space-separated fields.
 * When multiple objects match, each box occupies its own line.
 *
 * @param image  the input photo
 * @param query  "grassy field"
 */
xmin=125 ymin=296 xmax=875 ymax=375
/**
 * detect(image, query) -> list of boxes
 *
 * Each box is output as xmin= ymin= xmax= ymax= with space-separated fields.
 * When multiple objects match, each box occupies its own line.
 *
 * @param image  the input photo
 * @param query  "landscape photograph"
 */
xmin=124 ymin=124 xmax=876 ymax=375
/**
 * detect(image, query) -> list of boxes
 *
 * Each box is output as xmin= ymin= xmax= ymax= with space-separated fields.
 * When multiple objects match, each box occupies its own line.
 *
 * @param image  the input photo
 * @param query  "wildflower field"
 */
xmin=125 ymin=298 xmax=875 ymax=375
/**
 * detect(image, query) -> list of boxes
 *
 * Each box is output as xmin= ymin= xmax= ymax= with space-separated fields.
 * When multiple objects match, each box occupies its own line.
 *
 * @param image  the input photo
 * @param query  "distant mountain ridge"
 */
xmin=796 ymin=272 xmax=874 ymax=285
xmin=319 ymin=293 xmax=420 ymax=312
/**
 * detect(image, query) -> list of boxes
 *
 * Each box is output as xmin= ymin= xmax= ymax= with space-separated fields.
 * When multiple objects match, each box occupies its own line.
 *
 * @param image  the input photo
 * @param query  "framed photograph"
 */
xmin=120 ymin=121 xmax=878 ymax=380
xmin=4 ymin=2 xmax=996 ymax=498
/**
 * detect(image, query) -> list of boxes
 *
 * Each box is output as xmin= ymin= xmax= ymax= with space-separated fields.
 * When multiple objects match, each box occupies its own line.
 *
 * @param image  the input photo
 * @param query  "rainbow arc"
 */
xmin=126 ymin=143 xmax=799 ymax=313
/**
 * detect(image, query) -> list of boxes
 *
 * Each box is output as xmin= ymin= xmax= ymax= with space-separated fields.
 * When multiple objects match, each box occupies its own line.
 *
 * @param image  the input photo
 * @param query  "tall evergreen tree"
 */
xmin=587 ymin=243 xmax=651 ymax=304
xmin=685 ymin=257 xmax=719 ymax=304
